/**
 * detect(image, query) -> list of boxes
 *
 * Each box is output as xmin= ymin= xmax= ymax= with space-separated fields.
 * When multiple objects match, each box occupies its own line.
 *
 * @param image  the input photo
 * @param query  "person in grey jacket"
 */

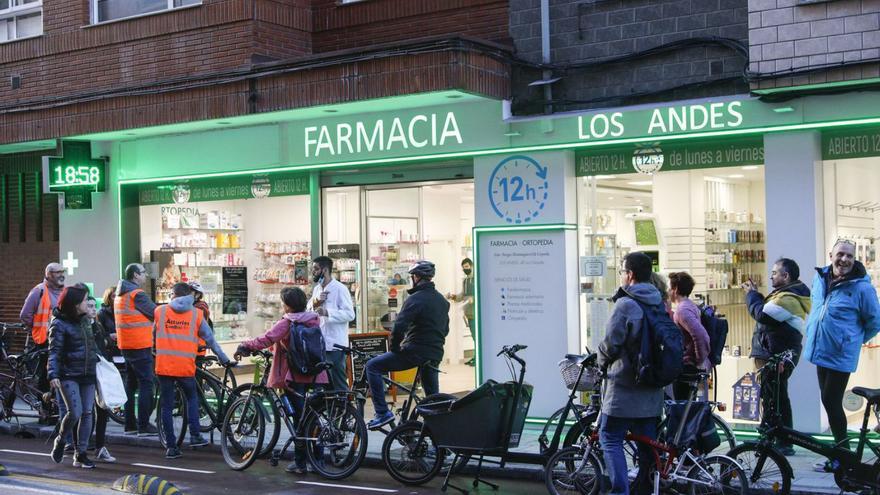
xmin=598 ymin=251 xmax=664 ymax=495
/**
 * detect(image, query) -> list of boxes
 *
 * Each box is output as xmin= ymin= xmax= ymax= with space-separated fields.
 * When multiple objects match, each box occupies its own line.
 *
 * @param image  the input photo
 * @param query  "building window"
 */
xmin=92 ymin=0 xmax=200 ymax=24
xmin=0 ymin=0 xmax=42 ymax=43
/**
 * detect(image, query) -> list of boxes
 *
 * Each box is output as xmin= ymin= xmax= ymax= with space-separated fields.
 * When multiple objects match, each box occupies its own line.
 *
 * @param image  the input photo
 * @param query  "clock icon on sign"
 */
xmin=488 ymin=155 xmax=549 ymax=224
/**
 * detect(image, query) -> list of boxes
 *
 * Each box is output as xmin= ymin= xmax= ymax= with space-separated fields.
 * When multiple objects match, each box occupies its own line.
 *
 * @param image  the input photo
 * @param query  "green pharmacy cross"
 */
xmin=42 ymin=141 xmax=107 ymax=210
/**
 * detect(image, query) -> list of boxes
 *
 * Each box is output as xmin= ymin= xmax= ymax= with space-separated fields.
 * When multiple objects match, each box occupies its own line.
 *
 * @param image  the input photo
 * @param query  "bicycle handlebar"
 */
xmin=497 ymin=344 xmax=527 ymax=358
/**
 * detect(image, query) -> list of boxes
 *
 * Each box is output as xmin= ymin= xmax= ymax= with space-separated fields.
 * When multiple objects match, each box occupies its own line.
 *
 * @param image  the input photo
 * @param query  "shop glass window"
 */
xmin=93 ymin=0 xmax=200 ymax=23
xmin=576 ymin=148 xmax=765 ymax=423
xmin=0 ymin=1 xmax=42 ymax=43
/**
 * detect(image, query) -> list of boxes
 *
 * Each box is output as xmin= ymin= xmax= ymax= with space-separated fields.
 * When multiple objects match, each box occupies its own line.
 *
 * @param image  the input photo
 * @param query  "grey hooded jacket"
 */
xmin=597 ymin=282 xmax=665 ymax=419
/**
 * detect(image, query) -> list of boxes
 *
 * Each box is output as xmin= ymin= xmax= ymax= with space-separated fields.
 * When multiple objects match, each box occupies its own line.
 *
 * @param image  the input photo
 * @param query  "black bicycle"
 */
xmin=381 ymin=345 xmax=598 ymax=493
xmin=220 ymin=349 xmax=368 ymax=480
xmin=194 ymin=353 xmax=239 ymax=433
xmin=729 ymin=350 xmax=880 ymax=494
xmin=0 ymin=322 xmax=58 ymax=425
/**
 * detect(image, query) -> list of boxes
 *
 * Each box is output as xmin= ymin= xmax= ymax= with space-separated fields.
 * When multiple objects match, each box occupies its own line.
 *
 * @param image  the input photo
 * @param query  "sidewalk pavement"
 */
xmin=0 ymin=402 xmax=845 ymax=494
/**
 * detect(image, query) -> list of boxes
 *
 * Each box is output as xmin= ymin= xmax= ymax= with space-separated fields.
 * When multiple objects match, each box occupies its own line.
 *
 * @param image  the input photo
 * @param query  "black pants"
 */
xmin=756 ymin=358 xmax=795 ymax=446
xmin=95 ymin=406 xmax=109 ymax=450
xmin=817 ymin=365 xmax=851 ymax=449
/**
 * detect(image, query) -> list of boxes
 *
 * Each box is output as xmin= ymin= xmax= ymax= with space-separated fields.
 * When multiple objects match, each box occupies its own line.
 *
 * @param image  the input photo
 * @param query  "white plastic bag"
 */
xmin=95 ymin=355 xmax=127 ymax=410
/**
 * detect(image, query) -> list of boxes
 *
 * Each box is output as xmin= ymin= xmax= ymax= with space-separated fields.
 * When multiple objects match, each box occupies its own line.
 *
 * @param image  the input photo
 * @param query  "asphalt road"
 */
xmin=0 ymin=436 xmax=548 ymax=495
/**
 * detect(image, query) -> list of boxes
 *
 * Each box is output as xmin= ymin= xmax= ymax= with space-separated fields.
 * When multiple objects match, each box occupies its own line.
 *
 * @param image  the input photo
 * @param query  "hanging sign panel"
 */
xmin=139 ymin=171 xmax=309 ymax=205
xmin=575 ymin=137 xmax=764 ymax=176
xmin=822 ymin=127 xmax=880 ymax=160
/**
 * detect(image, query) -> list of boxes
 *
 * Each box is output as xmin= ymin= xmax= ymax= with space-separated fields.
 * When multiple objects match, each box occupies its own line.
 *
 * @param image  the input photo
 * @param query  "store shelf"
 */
xmin=164 ymin=227 xmax=243 ymax=231
xmin=165 ymin=246 xmax=243 ymax=250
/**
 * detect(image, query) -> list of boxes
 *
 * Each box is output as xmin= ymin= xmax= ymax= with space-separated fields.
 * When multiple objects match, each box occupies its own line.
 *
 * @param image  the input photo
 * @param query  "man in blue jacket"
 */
xmin=804 ymin=239 xmax=880 ymax=468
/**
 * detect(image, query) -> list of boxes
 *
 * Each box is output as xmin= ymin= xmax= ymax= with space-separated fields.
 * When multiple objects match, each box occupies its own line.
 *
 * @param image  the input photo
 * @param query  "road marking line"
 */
xmin=296 ymin=481 xmax=398 ymax=493
xmin=0 ymin=482 xmax=80 ymax=495
xmin=0 ymin=449 xmax=50 ymax=457
xmin=130 ymin=463 xmax=215 ymax=474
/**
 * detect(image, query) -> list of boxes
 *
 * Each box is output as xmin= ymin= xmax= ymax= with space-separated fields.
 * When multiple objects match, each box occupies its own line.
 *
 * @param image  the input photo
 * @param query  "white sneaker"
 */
xmin=812 ymin=460 xmax=830 ymax=472
xmin=95 ymin=446 xmax=116 ymax=463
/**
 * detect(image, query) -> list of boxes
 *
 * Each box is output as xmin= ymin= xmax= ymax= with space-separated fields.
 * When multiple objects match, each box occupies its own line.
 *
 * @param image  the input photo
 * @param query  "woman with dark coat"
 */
xmin=48 ymin=285 xmax=99 ymax=468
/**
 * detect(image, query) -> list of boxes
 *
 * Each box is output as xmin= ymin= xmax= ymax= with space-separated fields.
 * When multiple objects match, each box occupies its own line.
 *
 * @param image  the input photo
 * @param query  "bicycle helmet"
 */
xmin=187 ymin=280 xmax=205 ymax=294
xmin=407 ymin=260 xmax=436 ymax=278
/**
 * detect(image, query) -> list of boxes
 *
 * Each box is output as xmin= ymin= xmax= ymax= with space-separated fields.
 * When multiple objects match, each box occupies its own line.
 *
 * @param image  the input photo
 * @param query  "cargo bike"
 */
xmin=381 ymin=344 xmax=595 ymax=494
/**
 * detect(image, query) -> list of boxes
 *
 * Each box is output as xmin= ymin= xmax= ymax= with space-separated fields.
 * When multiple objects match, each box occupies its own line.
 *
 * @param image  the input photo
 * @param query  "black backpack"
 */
xmin=700 ymin=304 xmax=729 ymax=367
xmin=632 ymin=299 xmax=684 ymax=388
xmin=286 ymin=321 xmax=327 ymax=376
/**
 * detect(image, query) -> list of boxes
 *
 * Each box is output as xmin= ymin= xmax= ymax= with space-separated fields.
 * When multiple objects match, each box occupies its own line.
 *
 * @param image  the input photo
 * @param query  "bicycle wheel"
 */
xmin=418 ymin=393 xmax=471 ymax=474
xmin=220 ymin=396 xmax=265 ymax=471
xmin=685 ymin=454 xmax=748 ymax=495
xmin=303 ymin=399 xmax=368 ymax=480
xmin=382 ymin=420 xmax=444 ymax=485
xmin=233 ymin=384 xmax=280 ymax=456
xmin=727 ymin=442 xmax=791 ymax=494
xmin=544 ymin=446 xmax=602 ymax=495
xmin=712 ymin=414 xmax=737 ymax=450
xmin=156 ymin=385 xmax=187 ymax=449
xmin=196 ymin=372 xmax=222 ymax=432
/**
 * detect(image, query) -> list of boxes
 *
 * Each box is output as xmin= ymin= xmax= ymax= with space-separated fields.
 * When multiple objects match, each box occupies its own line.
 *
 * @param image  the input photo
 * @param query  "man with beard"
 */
xmin=804 ymin=240 xmax=880 ymax=469
xmin=743 ymin=258 xmax=811 ymax=456
xmin=447 ymin=258 xmax=475 ymax=365
xmin=307 ymin=256 xmax=355 ymax=391
xmin=20 ymin=262 xmax=67 ymax=394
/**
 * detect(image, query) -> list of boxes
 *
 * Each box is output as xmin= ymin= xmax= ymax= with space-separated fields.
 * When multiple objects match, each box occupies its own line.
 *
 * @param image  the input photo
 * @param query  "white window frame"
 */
xmin=90 ymin=0 xmax=201 ymax=25
xmin=0 ymin=0 xmax=43 ymax=43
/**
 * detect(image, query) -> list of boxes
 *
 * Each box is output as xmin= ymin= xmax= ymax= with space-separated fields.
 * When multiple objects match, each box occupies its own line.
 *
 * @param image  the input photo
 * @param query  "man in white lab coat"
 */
xmin=307 ymin=256 xmax=356 ymax=390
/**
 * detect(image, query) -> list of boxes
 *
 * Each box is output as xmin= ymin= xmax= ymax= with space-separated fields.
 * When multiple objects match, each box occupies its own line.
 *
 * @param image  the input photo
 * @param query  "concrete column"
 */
xmin=764 ymin=130 xmax=825 ymax=432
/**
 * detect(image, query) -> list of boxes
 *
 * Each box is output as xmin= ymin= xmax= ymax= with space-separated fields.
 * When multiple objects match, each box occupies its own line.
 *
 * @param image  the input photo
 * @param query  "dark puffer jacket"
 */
xmin=391 ymin=281 xmax=450 ymax=362
xmin=47 ymin=309 xmax=100 ymax=381
xmin=747 ymin=281 xmax=811 ymax=361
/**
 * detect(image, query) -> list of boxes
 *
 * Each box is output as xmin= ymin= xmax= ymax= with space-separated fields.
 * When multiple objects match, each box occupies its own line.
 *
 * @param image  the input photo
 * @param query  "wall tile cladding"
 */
xmin=510 ymin=0 xmax=750 ymax=113
xmin=749 ymin=0 xmax=880 ymax=89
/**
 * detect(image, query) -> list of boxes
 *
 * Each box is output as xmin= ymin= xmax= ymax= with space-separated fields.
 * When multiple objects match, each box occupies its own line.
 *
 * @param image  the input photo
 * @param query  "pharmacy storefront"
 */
xmin=52 ymin=89 xmax=880 ymax=428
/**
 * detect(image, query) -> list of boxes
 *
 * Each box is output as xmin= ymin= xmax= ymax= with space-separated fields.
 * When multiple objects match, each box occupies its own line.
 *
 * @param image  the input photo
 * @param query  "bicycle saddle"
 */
xmin=852 ymin=387 xmax=880 ymax=404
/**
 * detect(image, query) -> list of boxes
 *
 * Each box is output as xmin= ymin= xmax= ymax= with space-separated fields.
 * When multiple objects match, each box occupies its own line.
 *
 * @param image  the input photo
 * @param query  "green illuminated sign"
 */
xmin=575 ymin=137 xmax=764 ymax=176
xmin=42 ymin=141 xmax=108 ymax=209
xmin=138 ymin=170 xmax=309 ymax=206
xmin=822 ymin=126 xmax=880 ymax=160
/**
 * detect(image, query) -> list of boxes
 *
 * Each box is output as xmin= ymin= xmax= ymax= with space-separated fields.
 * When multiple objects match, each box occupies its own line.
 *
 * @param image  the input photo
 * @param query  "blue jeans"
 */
xmin=57 ymin=381 xmax=96 ymax=454
xmin=599 ymin=413 xmax=658 ymax=495
xmin=158 ymin=376 xmax=200 ymax=447
xmin=122 ymin=348 xmax=155 ymax=430
xmin=365 ymin=351 xmax=438 ymax=416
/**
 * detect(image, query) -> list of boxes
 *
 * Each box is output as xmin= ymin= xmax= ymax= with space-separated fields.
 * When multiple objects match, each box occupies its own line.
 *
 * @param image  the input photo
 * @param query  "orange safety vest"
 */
xmin=114 ymin=289 xmax=153 ymax=350
xmin=154 ymin=305 xmax=203 ymax=377
xmin=31 ymin=284 xmax=52 ymax=345
xmin=194 ymin=303 xmax=208 ymax=357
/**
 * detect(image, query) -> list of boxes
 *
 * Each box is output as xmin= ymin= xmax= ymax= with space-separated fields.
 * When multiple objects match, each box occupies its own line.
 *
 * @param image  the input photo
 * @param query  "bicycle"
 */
xmin=728 ymin=350 xmax=880 ymax=494
xmin=546 ymin=369 xmax=749 ymax=495
xmin=381 ymin=345 xmax=599 ymax=493
xmin=659 ymin=371 xmax=737 ymax=452
xmin=0 ymin=322 xmax=58 ymax=425
xmin=194 ymin=353 xmax=239 ymax=433
xmin=220 ymin=349 xmax=368 ymax=480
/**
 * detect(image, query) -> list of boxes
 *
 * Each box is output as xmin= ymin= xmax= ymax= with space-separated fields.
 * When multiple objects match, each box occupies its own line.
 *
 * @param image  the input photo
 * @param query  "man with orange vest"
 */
xmin=19 ymin=262 xmax=66 ymax=394
xmin=115 ymin=263 xmax=159 ymax=436
xmin=156 ymin=282 xmax=231 ymax=459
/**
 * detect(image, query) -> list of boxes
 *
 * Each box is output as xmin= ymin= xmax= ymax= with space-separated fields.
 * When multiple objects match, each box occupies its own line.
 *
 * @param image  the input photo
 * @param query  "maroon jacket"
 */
xmin=673 ymin=298 xmax=711 ymax=369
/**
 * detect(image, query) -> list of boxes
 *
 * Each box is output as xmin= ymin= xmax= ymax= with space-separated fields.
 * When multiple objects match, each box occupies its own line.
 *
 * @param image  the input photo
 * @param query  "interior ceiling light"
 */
xmin=727 ymin=174 xmax=745 ymax=178
xmin=741 ymin=166 xmax=759 ymax=170
xmin=608 ymin=197 xmax=615 ymax=200
xmin=627 ymin=180 xmax=652 ymax=186
xmin=593 ymin=175 xmax=617 ymax=179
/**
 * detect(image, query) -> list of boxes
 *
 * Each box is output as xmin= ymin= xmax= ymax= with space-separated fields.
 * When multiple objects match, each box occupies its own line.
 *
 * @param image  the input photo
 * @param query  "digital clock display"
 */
xmin=51 ymin=165 xmax=103 ymax=188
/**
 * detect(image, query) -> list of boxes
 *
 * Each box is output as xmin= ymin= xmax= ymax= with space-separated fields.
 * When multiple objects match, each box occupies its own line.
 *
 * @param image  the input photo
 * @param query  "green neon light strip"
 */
xmin=752 ymin=77 xmax=880 ymax=95
xmin=115 ymin=115 xmax=880 ymax=186
xmin=472 ymin=224 xmax=576 ymax=385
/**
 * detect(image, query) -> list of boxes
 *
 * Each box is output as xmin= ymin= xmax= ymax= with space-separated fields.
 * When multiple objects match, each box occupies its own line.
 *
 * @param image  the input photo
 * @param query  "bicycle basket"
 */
xmin=558 ymin=357 xmax=599 ymax=391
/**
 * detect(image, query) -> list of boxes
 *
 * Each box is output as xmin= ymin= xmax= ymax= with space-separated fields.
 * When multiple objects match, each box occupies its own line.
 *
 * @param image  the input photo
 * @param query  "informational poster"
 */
xmin=732 ymin=372 xmax=760 ymax=421
xmin=478 ymin=229 xmax=574 ymax=417
xmin=222 ymin=267 xmax=248 ymax=315
xmin=349 ymin=333 xmax=390 ymax=385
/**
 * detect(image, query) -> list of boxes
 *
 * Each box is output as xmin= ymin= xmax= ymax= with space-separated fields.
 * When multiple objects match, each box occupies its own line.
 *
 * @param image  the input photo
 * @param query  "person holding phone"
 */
xmin=743 ymin=258 xmax=810 ymax=457
xmin=307 ymin=256 xmax=355 ymax=391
